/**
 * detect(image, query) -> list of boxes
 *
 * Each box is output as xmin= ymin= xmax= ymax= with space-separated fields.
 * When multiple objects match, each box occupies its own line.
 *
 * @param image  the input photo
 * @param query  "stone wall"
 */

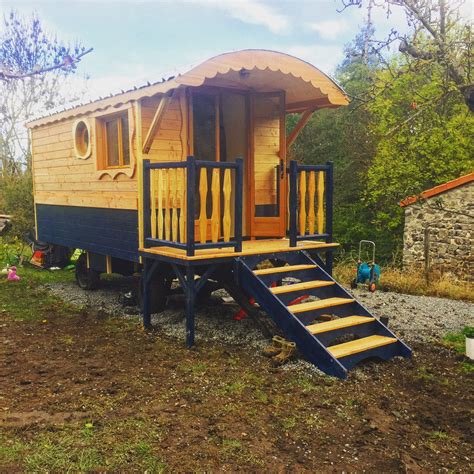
xmin=402 ymin=182 xmax=474 ymax=281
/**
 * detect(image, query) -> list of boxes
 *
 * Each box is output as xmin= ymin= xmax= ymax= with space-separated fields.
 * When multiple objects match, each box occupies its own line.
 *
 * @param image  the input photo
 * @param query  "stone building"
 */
xmin=400 ymin=173 xmax=474 ymax=282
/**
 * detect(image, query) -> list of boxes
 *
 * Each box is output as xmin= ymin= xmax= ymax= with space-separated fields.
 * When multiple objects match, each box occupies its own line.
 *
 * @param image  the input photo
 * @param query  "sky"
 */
xmin=1 ymin=0 xmax=469 ymax=101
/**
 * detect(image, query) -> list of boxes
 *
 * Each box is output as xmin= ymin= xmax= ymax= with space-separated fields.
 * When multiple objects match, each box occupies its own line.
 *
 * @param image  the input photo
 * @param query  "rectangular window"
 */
xmin=101 ymin=113 xmax=130 ymax=168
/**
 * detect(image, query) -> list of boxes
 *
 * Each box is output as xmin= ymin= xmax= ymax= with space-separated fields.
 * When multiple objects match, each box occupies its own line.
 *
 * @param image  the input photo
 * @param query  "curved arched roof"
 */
xmin=27 ymin=49 xmax=349 ymax=128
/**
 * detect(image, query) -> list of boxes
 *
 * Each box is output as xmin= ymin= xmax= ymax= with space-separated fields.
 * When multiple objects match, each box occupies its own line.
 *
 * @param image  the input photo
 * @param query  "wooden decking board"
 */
xmin=290 ymin=297 xmax=354 ymax=314
xmin=306 ymin=316 xmax=374 ymax=334
xmin=254 ymin=263 xmax=317 ymax=276
xmin=270 ymin=279 xmax=334 ymax=294
xmin=328 ymin=335 xmax=397 ymax=359
xmin=140 ymin=239 xmax=338 ymax=261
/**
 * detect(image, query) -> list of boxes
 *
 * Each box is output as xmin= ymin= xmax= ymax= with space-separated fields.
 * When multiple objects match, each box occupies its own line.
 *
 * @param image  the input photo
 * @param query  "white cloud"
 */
xmin=284 ymin=44 xmax=345 ymax=75
xmin=188 ymin=0 xmax=290 ymax=34
xmin=308 ymin=19 xmax=349 ymax=40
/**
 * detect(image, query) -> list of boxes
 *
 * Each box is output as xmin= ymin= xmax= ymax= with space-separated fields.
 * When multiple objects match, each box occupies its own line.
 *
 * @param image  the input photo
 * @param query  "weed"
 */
xmin=429 ymin=431 xmax=451 ymax=441
xmin=281 ymin=416 xmax=297 ymax=430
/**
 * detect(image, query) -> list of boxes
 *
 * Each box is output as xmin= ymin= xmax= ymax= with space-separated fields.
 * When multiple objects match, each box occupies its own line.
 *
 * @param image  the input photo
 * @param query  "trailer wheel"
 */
xmin=75 ymin=253 xmax=100 ymax=290
xmin=137 ymin=272 xmax=172 ymax=314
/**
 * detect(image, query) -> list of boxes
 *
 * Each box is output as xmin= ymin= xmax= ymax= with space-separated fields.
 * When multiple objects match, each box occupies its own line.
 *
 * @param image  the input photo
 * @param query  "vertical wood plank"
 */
xmin=211 ymin=168 xmax=220 ymax=242
xmin=157 ymin=169 xmax=164 ymax=240
xmin=199 ymin=167 xmax=208 ymax=243
xmin=223 ymin=168 xmax=232 ymax=242
xmin=150 ymin=170 xmax=157 ymax=238
xmin=308 ymin=171 xmax=316 ymax=235
xmin=171 ymin=168 xmax=178 ymax=241
xmin=164 ymin=169 xmax=171 ymax=241
xmin=178 ymin=168 xmax=186 ymax=243
xmin=299 ymin=170 xmax=307 ymax=235
xmin=317 ymin=170 xmax=325 ymax=234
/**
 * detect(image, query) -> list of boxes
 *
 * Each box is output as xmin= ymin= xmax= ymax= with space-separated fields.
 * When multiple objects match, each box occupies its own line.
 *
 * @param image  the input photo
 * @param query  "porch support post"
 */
xmin=185 ymin=265 xmax=196 ymax=348
xmin=142 ymin=258 xmax=152 ymax=329
xmin=325 ymin=160 xmax=334 ymax=275
xmin=289 ymin=160 xmax=298 ymax=247
xmin=234 ymin=157 xmax=244 ymax=252
xmin=186 ymin=156 xmax=196 ymax=256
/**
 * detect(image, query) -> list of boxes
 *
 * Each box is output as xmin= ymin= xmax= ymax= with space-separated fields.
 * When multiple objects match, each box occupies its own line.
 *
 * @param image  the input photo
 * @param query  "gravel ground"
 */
xmin=44 ymin=277 xmax=473 ymax=351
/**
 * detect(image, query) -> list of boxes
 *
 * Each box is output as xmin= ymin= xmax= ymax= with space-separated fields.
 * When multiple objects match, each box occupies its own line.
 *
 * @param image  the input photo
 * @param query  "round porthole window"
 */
xmin=73 ymin=119 xmax=92 ymax=159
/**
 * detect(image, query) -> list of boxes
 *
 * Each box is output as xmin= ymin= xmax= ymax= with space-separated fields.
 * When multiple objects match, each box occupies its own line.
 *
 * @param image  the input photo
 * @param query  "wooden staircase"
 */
xmin=234 ymin=250 xmax=411 ymax=379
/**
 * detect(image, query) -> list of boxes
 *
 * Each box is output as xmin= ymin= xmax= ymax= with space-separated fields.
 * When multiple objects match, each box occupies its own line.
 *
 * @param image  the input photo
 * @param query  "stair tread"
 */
xmin=271 ymin=280 xmax=334 ymax=294
xmin=253 ymin=264 xmax=317 ymax=276
xmin=328 ymin=335 xmax=397 ymax=359
xmin=290 ymin=297 xmax=354 ymax=314
xmin=307 ymin=316 xmax=374 ymax=334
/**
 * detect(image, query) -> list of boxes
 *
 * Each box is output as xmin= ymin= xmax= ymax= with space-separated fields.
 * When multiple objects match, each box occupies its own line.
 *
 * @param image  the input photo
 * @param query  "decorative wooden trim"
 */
xmin=72 ymin=119 xmax=92 ymax=159
xmin=286 ymin=108 xmax=315 ymax=151
xmin=93 ymin=104 xmax=136 ymax=180
xmin=286 ymin=98 xmax=330 ymax=113
xmin=142 ymin=94 xmax=172 ymax=154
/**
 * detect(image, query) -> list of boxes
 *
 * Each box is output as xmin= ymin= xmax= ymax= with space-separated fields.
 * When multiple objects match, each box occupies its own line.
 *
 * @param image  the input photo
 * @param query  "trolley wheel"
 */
xmin=369 ymin=282 xmax=377 ymax=293
xmin=350 ymin=278 xmax=358 ymax=289
xmin=75 ymin=253 xmax=100 ymax=290
xmin=137 ymin=271 xmax=173 ymax=314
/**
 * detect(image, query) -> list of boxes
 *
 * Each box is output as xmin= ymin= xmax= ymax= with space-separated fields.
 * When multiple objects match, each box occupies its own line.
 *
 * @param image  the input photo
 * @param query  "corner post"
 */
xmin=142 ymin=159 xmax=151 ymax=248
xmin=234 ymin=157 xmax=244 ymax=252
xmin=325 ymin=160 xmax=334 ymax=275
xmin=289 ymin=160 xmax=298 ymax=247
xmin=186 ymin=156 xmax=196 ymax=256
xmin=185 ymin=265 xmax=196 ymax=347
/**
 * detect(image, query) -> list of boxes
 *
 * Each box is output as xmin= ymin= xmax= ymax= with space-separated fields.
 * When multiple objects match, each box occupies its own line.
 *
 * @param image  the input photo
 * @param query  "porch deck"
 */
xmin=140 ymin=238 xmax=338 ymax=262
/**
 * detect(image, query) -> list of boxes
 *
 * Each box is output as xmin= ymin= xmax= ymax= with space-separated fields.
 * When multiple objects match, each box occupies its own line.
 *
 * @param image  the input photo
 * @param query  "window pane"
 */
xmin=121 ymin=115 xmax=130 ymax=165
xmin=106 ymin=119 xmax=119 ymax=167
xmin=193 ymin=94 xmax=216 ymax=161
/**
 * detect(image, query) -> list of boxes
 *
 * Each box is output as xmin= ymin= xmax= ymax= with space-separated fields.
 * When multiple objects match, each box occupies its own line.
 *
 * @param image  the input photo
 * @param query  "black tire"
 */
xmin=75 ymin=253 xmax=100 ymax=290
xmin=137 ymin=271 xmax=173 ymax=314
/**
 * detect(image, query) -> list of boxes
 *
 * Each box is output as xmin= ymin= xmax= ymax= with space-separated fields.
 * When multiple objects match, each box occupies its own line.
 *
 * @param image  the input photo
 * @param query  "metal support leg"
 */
xmin=142 ymin=259 xmax=152 ymax=329
xmin=185 ymin=266 xmax=196 ymax=348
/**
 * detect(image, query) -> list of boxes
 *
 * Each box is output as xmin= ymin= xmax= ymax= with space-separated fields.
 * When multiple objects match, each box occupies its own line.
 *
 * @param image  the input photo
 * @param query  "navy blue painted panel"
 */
xmin=36 ymin=204 xmax=139 ymax=262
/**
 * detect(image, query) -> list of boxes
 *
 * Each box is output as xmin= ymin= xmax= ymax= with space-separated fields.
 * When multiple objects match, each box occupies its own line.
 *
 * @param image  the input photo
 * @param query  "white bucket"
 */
xmin=466 ymin=337 xmax=474 ymax=360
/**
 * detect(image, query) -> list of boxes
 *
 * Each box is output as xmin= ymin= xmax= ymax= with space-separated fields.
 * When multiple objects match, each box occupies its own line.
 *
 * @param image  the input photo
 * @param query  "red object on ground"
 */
xmin=233 ymin=282 xmax=308 ymax=321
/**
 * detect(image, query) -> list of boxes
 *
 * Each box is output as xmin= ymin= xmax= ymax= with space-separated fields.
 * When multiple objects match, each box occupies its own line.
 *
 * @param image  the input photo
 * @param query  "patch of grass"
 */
xmin=417 ymin=365 xmax=435 ymax=381
xmin=334 ymin=262 xmax=474 ymax=302
xmin=443 ymin=327 xmax=474 ymax=354
xmin=222 ymin=380 xmax=249 ymax=395
xmin=429 ymin=430 xmax=451 ymax=441
xmin=220 ymin=439 xmax=264 ymax=467
xmin=280 ymin=416 xmax=297 ymax=430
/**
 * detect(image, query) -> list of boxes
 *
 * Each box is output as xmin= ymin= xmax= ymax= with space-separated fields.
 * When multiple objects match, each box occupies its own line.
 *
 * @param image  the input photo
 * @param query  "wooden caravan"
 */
xmin=28 ymin=50 xmax=410 ymax=378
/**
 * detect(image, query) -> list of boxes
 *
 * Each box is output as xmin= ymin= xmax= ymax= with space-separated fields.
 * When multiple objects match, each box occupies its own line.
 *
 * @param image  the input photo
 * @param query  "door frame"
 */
xmin=249 ymin=90 xmax=287 ymax=238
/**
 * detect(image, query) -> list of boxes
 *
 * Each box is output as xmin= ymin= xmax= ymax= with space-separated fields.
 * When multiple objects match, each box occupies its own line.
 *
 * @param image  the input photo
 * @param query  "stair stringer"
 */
xmin=234 ymin=256 xmax=348 ymax=379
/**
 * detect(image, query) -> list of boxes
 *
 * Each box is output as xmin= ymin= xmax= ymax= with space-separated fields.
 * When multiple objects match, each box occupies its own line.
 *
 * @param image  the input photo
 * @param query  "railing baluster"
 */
xmin=150 ymin=169 xmax=157 ymax=238
xmin=171 ymin=168 xmax=178 ymax=241
xmin=317 ymin=170 xmax=325 ymax=234
xmin=308 ymin=170 xmax=316 ymax=235
xmin=178 ymin=168 xmax=186 ymax=243
xmin=211 ymin=168 xmax=220 ymax=243
xmin=223 ymin=168 xmax=232 ymax=242
xmin=157 ymin=169 xmax=163 ymax=239
xmin=299 ymin=170 xmax=307 ymax=235
xmin=164 ymin=169 xmax=170 ymax=241
xmin=199 ymin=167 xmax=208 ymax=244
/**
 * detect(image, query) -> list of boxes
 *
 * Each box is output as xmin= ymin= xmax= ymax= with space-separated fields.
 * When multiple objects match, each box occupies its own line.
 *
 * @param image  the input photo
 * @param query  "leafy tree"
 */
xmin=366 ymin=57 xmax=474 ymax=240
xmin=0 ymin=10 xmax=90 ymax=237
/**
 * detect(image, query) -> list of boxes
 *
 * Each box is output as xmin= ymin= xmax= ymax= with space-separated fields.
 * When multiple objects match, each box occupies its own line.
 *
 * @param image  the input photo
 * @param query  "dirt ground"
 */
xmin=1 ymin=277 xmax=473 ymax=471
